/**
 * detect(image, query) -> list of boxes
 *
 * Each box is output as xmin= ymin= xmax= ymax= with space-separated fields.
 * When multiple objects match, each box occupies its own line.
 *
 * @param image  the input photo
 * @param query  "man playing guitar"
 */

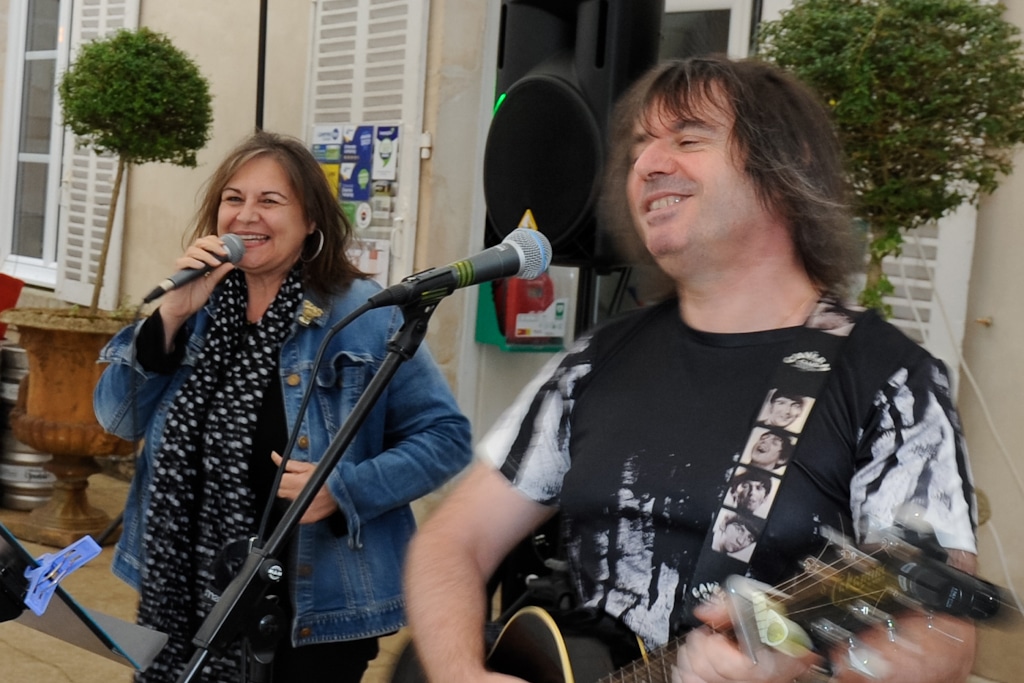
xmin=405 ymin=56 xmax=982 ymax=683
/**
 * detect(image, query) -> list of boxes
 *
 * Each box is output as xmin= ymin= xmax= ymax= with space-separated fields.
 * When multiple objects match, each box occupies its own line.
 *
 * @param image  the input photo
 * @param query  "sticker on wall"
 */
xmin=373 ymin=126 xmax=400 ymax=181
xmin=312 ymin=145 xmax=341 ymax=199
xmin=347 ymin=238 xmax=390 ymax=287
xmin=340 ymin=125 xmax=374 ymax=202
xmin=312 ymin=126 xmax=343 ymax=199
xmin=372 ymin=181 xmax=394 ymax=222
xmin=355 ymin=202 xmax=373 ymax=229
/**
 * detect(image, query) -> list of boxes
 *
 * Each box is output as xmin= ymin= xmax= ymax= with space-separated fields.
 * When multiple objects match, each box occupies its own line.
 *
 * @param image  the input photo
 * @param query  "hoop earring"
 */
xmin=301 ymin=228 xmax=325 ymax=263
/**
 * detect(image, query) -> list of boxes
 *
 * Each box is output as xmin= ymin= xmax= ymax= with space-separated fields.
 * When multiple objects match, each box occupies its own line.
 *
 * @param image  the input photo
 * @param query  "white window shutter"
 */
xmin=308 ymin=0 xmax=429 ymax=282
xmin=54 ymin=0 xmax=140 ymax=309
xmin=882 ymin=204 xmax=978 ymax=389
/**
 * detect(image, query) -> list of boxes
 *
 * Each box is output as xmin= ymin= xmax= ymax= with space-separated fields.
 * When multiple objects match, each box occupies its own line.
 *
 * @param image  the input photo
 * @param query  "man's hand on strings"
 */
xmin=672 ymin=600 xmax=819 ymax=683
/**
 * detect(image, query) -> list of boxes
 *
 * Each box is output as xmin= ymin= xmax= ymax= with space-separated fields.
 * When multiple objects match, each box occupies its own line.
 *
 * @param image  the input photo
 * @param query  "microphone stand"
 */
xmin=175 ymin=297 xmax=440 ymax=683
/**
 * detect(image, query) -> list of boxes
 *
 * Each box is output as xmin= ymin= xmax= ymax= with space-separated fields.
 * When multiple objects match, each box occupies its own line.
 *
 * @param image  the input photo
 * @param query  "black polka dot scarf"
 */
xmin=136 ymin=266 xmax=303 ymax=682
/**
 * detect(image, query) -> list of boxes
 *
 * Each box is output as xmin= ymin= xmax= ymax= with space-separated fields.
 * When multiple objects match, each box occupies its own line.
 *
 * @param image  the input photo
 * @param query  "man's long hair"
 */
xmin=603 ymin=56 xmax=862 ymax=295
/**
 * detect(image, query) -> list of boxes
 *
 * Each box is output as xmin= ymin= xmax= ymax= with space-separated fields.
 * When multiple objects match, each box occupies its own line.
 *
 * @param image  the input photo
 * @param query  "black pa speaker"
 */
xmin=483 ymin=0 xmax=663 ymax=268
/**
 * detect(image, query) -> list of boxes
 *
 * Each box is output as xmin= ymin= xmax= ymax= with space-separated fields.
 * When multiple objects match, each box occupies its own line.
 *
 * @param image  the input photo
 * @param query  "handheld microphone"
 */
xmin=366 ymin=228 xmax=552 ymax=309
xmin=143 ymin=233 xmax=246 ymax=304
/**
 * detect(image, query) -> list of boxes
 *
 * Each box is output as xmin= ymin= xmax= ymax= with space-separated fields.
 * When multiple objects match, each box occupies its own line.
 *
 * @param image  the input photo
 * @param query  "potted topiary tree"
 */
xmin=0 ymin=27 xmax=213 ymax=546
xmin=758 ymin=0 xmax=1024 ymax=312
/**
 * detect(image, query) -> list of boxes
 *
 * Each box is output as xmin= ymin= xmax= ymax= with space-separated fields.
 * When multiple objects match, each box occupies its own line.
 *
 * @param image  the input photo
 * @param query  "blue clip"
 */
xmin=23 ymin=536 xmax=102 ymax=616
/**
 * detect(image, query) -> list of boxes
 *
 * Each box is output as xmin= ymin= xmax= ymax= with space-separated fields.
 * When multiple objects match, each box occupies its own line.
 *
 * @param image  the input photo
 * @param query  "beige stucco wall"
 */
xmin=416 ymin=0 xmax=492 ymax=385
xmin=116 ymin=0 xmax=485 ymax=397
xmin=961 ymin=6 xmax=1024 ymax=683
xmin=416 ymin=0 xmax=562 ymax=422
xmin=0 ymin=0 xmax=548 ymax=428
xmin=117 ymin=0 xmax=311 ymax=316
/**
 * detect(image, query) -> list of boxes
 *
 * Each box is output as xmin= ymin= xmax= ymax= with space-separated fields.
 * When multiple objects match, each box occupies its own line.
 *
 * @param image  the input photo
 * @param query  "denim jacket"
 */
xmin=94 ymin=278 xmax=472 ymax=645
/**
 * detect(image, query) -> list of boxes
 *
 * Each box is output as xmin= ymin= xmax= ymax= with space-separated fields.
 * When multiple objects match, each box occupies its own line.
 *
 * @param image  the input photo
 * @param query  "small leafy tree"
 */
xmin=758 ymin=0 xmax=1024 ymax=312
xmin=59 ymin=27 xmax=213 ymax=313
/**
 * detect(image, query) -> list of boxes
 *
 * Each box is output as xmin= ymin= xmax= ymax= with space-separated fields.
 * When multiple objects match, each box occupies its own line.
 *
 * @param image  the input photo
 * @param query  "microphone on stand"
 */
xmin=143 ymin=233 xmax=246 ymax=304
xmin=366 ymin=228 xmax=552 ymax=309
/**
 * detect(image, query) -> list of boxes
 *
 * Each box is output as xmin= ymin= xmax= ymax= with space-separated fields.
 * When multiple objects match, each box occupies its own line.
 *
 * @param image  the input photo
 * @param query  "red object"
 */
xmin=494 ymin=273 xmax=555 ymax=345
xmin=0 ymin=273 xmax=25 ymax=339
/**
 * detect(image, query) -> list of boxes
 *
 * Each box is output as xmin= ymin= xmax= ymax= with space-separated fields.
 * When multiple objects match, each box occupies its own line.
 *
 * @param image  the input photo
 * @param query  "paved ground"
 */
xmin=0 ymin=473 xmax=407 ymax=683
xmin=0 ymin=473 xmax=1003 ymax=683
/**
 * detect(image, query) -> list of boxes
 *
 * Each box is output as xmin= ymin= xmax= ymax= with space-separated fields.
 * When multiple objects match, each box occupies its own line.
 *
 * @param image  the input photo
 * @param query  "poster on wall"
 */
xmin=311 ymin=126 xmax=343 ymax=199
xmin=340 ymin=125 xmax=374 ymax=204
xmin=312 ymin=123 xmax=402 ymax=286
xmin=347 ymin=238 xmax=390 ymax=288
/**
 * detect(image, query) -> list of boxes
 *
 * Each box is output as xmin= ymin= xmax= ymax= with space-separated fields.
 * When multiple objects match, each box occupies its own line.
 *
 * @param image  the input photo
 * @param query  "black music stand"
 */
xmin=0 ymin=522 xmax=167 ymax=671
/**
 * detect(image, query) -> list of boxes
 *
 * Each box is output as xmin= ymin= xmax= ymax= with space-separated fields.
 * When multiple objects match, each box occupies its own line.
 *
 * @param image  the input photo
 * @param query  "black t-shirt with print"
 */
xmin=487 ymin=299 xmax=976 ymax=648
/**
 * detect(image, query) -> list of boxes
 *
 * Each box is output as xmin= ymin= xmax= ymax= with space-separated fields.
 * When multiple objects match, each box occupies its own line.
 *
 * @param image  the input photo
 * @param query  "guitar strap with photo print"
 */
xmin=683 ymin=298 xmax=865 ymax=623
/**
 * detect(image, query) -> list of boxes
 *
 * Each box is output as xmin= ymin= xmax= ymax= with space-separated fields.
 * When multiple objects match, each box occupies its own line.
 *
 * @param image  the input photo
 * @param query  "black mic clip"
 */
xmin=365 ymin=228 xmax=552 ymax=311
xmin=380 ymin=268 xmax=460 ymax=308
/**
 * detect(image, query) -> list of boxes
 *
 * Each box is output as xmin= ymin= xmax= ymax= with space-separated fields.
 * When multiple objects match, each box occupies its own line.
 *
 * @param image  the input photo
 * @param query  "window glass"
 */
xmin=4 ymin=0 xmax=64 ymax=275
xmin=26 ymin=0 xmax=60 ymax=52
xmin=661 ymin=9 xmax=731 ymax=58
xmin=18 ymin=59 xmax=56 ymax=154
xmin=13 ymin=161 xmax=47 ymax=259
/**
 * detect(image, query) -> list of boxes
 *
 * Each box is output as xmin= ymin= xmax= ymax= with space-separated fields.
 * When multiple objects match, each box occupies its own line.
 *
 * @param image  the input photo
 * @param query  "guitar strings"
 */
xmin=595 ymin=545 xmax=875 ymax=683
xmin=762 ymin=541 xmax=899 ymax=622
xmin=763 ymin=543 xmax=983 ymax=648
xmin=595 ymin=529 xmax=1003 ymax=682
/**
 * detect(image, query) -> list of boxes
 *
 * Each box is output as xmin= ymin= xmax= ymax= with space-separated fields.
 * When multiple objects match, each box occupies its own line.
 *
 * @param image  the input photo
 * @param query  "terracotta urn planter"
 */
xmin=0 ymin=308 xmax=134 ymax=547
